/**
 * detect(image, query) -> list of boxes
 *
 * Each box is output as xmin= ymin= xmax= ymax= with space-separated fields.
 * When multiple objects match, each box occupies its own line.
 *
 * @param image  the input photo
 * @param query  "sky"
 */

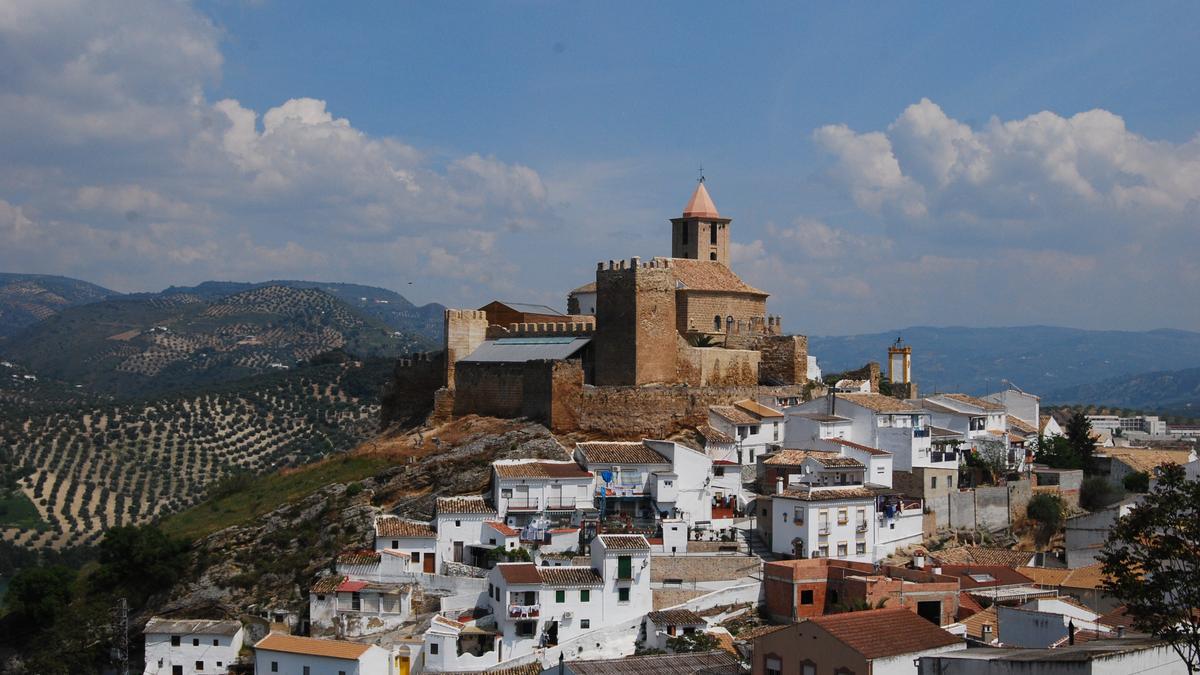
xmin=1 ymin=1 xmax=1198 ymax=335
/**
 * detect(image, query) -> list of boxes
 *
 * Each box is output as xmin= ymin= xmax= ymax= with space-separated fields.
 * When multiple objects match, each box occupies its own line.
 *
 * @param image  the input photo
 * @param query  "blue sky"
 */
xmin=1 ymin=1 xmax=1198 ymax=333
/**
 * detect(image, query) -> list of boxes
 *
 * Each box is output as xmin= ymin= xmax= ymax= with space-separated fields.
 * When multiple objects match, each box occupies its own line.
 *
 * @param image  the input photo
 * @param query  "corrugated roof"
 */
xmin=598 ymin=534 xmax=651 ymax=551
xmin=670 ymin=259 xmax=768 ymax=296
xmin=144 ymin=618 xmax=242 ymax=637
xmin=255 ymin=634 xmax=371 ymax=660
xmin=375 ymin=517 xmax=436 ymax=538
xmin=460 ymin=337 xmax=590 ymax=363
xmin=564 ymin=650 xmax=740 ymax=675
xmin=437 ymin=495 xmax=497 ymax=515
xmin=838 ymin=393 xmax=921 ymax=413
xmin=494 ymin=461 xmax=592 ymax=479
xmin=576 ymin=441 xmax=669 ymax=465
xmin=811 ymin=607 xmax=962 ymax=659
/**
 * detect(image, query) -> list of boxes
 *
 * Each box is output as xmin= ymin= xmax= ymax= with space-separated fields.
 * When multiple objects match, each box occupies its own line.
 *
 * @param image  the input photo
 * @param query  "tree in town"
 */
xmin=1033 ymin=435 xmax=1083 ymax=470
xmin=666 ymin=631 xmax=719 ymax=653
xmin=1080 ymin=476 xmax=1123 ymax=511
xmin=1123 ymin=471 xmax=1151 ymax=494
xmin=1100 ymin=464 xmax=1200 ymax=673
xmin=969 ymin=439 xmax=1009 ymax=484
xmin=1065 ymin=412 xmax=1097 ymax=474
xmin=1026 ymin=493 xmax=1066 ymax=548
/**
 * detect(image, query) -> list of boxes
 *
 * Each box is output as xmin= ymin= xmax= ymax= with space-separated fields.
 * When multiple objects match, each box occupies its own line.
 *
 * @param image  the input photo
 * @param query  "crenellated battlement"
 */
xmin=595 ymin=256 xmax=678 ymax=273
xmin=395 ymin=351 xmax=440 ymax=368
xmin=485 ymin=317 xmax=596 ymax=339
xmin=444 ymin=308 xmax=488 ymax=321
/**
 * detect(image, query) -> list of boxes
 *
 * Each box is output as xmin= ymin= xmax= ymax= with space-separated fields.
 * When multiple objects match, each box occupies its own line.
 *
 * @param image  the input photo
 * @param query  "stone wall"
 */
xmin=379 ymin=351 xmax=446 ymax=428
xmin=927 ymin=480 xmax=1032 ymax=532
xmin=675 ymin=290 xmax=768 ymax=337
xmin=894 ymin=468 xmax=958 ymax=500
xmin=758 ymin=335 xmax=809 ymax=385
xmin=594 ymin=258 xmax=677 ymax=386
xmin=677 ymin=345 xmax=760 ymax=386
xmin=444 ymin=309 xmax=488 ymax=390
xmin=651 ymin=555 xmax=762 ymax=583
xmin=840 ymin=361 xmax=881 ymax=393
xmin=452 ymin=361 xmax=527 ymax=419
xmin=575 ymin=383 xmax=809 ymax=438
xmin=521 ymin=359 xmax=584 ymax=433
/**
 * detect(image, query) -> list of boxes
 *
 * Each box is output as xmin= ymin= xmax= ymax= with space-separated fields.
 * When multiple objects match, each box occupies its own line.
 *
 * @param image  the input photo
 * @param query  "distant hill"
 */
xmin=0 ymin=273 xmax=120 ymax=340
xmin=0 ymin=285 xmax=428 ymax=397
xmin=1043 ymin=366 xmax=1200 ymax=416
xmin=807 ymin=326 xmax=1200 ymax=396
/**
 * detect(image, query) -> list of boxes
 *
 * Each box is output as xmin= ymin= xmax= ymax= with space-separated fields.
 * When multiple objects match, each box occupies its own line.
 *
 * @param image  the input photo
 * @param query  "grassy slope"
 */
xmin=0 ymin=492 xmax=47 ymax=530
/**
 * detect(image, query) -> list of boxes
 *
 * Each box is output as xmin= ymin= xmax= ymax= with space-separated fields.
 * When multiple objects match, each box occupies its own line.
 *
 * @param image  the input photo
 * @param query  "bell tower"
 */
xmin=670 ymin=179 xmax=732 ymax=267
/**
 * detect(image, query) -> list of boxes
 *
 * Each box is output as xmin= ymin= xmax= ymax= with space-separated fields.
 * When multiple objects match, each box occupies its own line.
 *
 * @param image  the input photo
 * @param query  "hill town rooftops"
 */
xmin=143 ymin=618 xmax=243 ymax=636
xmin=575 ymin=441 xmax=670 ymax=465
xmin=939 ymin=393 xmax=1007 ymax=412
xmin=1007 ymin=415 xmax=1038 ymax=435
xmin=255 ymin=634 xmax=372 ymax=660
xmin=669 ymin=258 xmax=768 ymax=296
xmin=647 ymin=609 xmax=706 ymax=626
xmin=697 ymin=424 xmax=735 ymax=444
xmin=497 ymin=563 xmax=544 ymax=585
xmin=337 ymin=550 xmax=382 ymax=565
xmin=1104 ymin=447 xmax=1195 ymax=474
xmin=764 ymin=449 xmax=840 ymax=465
xmin=808 ymin=607 xmax=963 ymax=659
xmin=776 ymin=485 xmax=878 ymax=501
xmin=493 ymin=461 xmax=592 ymax=480
xmin=930 ymin=546 xmax=1035 ymax=567
xmin=598 ymin=534 xmax=651 ymax=551
xmin=436 ymin=495 xmax=497 ymax=515
xmin=823 ymin=438 xmax=892 ymax=455
xmin=310 ymin=575 xmax=348 ymax=594
xmin=837 ymin=393 xmax=922 ymax=414
xmin=564 ymin=650 xmax=740 ymax=675
xmin=483 ymin=521 xmax=520 ymax=537
xmin=709 ymin=405 xmax=760 ymax=426
xmin=375 ymin=517 xmax=436 ymax=538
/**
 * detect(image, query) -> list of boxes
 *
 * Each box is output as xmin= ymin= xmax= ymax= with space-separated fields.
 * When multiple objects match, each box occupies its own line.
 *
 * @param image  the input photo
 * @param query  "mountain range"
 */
xmin=0 ymin=273 xmax=120 ymax=339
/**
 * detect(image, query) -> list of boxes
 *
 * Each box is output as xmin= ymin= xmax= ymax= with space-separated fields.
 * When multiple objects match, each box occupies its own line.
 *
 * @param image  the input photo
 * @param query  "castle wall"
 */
xmin=677 ymin=345 xmax=760 ymax=387
xmin=379 ymin=351 xmax=446 ymax=428
xmin=452 ymin=361 xmax=527 ymax=418
xmin=444 ymin=310 xmax=489 ymax=390
xmin=758 ymin=335 xmax=809 ymax=385
xmin=675 ymin=290 xmax=767 ymax=336
xmin=594 ymin=258 xmax=677 ymax=386
xmin=574 ymin=383 xmax=809 ymax=438
xmin=522 ymin=359 xmax=584 ymax=432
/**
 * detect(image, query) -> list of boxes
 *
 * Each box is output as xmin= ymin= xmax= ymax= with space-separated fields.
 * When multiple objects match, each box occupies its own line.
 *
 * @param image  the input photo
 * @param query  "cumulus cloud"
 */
xmin=0 ymin=0 xmax=552 ymax=305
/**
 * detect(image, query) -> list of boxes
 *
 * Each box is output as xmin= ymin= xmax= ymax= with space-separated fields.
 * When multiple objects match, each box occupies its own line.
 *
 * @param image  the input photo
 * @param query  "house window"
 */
xmin=391 ymin=539 xmax=399 ymax=548
xmin=412 ymin=552 xmax=421 ymax=562
xmin=774 ymin=423 xmax=779 ymax=441
xmin=489 ymin=538 xmax=497 ymax=545
xmin=581 ymin=589 xmax=590 ymax=602
xmin=837 ymin=508 xmax=848 ymax=525
xmin=856 ymin=541 xmax=867 ymax=555
xmin=818 ymin=544 xmax=829 ymax=558
xmin=801 ymin=661 xmax=817 ymax=675
xmin=834 ymin=669 xmax=857 ymax=675
xmin=455 ymin=520 xmax=461 ymax=527
xmin=949 ymin=475 xmax=954 ymax=488
xmin=192 ymin=638 xmax=200 ymax=646
xmin=352 ymin=592 xmax=361 ymax=611
xmin=195 ymin=663 xmax=203 ymax=672
xmin=710 ymin=252 xmax=717 ymax=260
xmin=618 ymin=587 xmax=630 ymax=603
xmin=714 ymin=466 xmax=725 ymax=477
xmin=303 ymin=667 xmax=311 ymax=675
xmin=171 ymin=636 xmax=180 ymax=647
xmin=751 ymin=425 xmax=760 ymax=435
xmin=556 ymin=590 xmax=566 ymax=603
xmin=800 ymin=589 xmax=814 ymax=605
xmin=501 ymin=488 xmax=513 ymax=498
xmin=682 ymin=227 xmax=689 ymax=246
xmin=931 ymin=476 xmax=938 ymax=488
xmin=617 ymin=556 xmax=632 ymax=579
xmin=837 ymin=542 xmax=848 ymax=557
xmin=516 ymin=621 xmax=537 ymax=637
xmin=430 ymin=643 xmax=439 ymax=655
xmin=212 ymin=639 xmax=219 ymax=646
xmin=765 ymin=655 xmax=783 ymax=675
xmin=710 ymin=224 xmax=718 ymax=245
xmin=271 ymin=662 xmax=278 ymax=673
xmin=581 ymin=619 xmax=591 ymax=629
xmin=713 ymin=315 xmax=721 ymax=331
xmin=172 ymin=666 xmax=182 ymax=675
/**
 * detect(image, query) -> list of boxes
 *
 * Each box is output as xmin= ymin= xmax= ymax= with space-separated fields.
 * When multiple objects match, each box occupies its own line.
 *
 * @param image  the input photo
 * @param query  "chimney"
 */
xmin=982 ymin=624 xmax=993 ymax=642
xmin=1068 ymin=620 xmax=1076 ymax=646
xmin=1116 ymin=626 xmax=1125 ymax=638
xmin=913 ymin=553 xmax=925 ymax=570
xmin=775 ymin=477 xmax=784 ymax=495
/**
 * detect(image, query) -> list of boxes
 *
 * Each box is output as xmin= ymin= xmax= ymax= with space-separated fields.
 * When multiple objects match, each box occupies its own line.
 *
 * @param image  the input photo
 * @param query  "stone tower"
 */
xmin=670 ymin=181 xmax=731 ymax=267
xmin=887 ymin=337 xmax=918 ymax=399
xmin=594 ymin=257 xmax=677 ymax=386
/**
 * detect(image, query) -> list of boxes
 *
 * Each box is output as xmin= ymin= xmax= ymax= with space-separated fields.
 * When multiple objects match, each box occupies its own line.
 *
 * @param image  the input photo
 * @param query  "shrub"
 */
xmin=1027 ymin=493 xmax=1066 ymax=547
xmin=1080 ymin=476 xmax=1122 ymax=511
xmin=1122 ymin=471 xmax=1150 ymax=494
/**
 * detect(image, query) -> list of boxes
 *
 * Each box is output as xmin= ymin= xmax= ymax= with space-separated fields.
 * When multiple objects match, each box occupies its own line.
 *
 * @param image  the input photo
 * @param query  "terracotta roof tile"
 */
xmin=938 ymin=564 xmax=1034 ymax=589
xmin=436 ymin=495 xmax=497 ymax=515
xmin=337 ymin=550 xmax=382 ymax=565
xmin=960 ymin=606 xmax=999 ymax=642
xmin=824 ymin=438 xmax=891 ymax=456
xmin=940 ymin=393 xmax=1006 ymax=412
xmin=570 ymin=281 xmax=597 ymax=295
xmin=838 ymin=393 xmax=921 ymax=413
xmin=810 ymin=607 xmax=962 ymax=658
xmin=432 ymin=614 xmax=466 ymax=631
xmin=697 ymin=424 xmax=734 ymax=444
xmin=775 ymin=485 xmax=878 ymax=502
xmin=494 ymin=461 xmax=592 ymax=480
xmin=1099 ymin=605 xmax=1135 ymax=629
xmin=563 ymin=651 xmax=740 ymax=675
xmin=669 ymin=259 xmax=768 ymax=296
xmin=538 ymin=566 xmax=604 ymax=586
xmin=484 ymin=521 xmax=520 ymax=537
xmin=1061 ymin=563 xmax=1111 ymax=590
xmin=930 ymin=546 xmax=1034 ymax=567
xmin=647 ymin=609 xmax=705 ymax=626
xmin=735 ymin=624 xmax=789 ymax=642
xmin=1104 ymin=448 xmax=1194 ymax=475
xmin=1007 ymin=415 xmax=1038 ymax=435
xmin=598 ymin=534 xmax=651 ymax=551
xmin=310 ymin=575 xmax=347 ymax=593
xmin=375 ymin=517 xmax=436 ymax=538
xmin=1019 ymin=566 xmax=1072 ymax=587
xmin=708 ymin=405 xmax=760 ymax=426
xmin=255 ymin=634 xmax=371 ymax=660
xmin=576 ymin=441 xmax=669 ymax=465
xmin=734 ymin=399 xmax=783 ymax=418
xmin=497 ymin=563 xmax=543 ymax=585
xmin=763 ymin=449 xmax=838 ymax=466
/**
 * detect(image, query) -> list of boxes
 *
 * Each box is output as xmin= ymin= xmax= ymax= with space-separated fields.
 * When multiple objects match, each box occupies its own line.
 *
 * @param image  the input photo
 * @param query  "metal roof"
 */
xmin=461 ymin=337 xmax=590 ymax=363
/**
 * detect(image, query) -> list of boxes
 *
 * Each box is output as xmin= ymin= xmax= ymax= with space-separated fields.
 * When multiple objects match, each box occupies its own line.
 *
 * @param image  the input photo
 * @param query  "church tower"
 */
xmin=670 ymin=180 xmax=732 ymax=266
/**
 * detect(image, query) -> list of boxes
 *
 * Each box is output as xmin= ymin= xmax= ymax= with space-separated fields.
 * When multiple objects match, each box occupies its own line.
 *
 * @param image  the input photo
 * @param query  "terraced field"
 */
xmin=0 ymin=359 xmax=391 ymax=549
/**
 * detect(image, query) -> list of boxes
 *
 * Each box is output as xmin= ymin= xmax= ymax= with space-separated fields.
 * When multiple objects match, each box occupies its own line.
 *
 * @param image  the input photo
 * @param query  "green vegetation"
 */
xmin=1026 ymin=493 xmax=1066 ymax=547
xmin=161 ymin=453 xmax=390 ymax=541
xmin=1079 ymin=476 xmax=1124 ymax=511
xmin=1033 ymin=411 xmax=1098 ymax=473
xmin=666 ymin=632 xmax=719 ymax=653
xmin=1123 ymin=470 xmax=1150 ymax=493
xmin=1101 ymin=464 xmax=1200 ymax=672
xmin=0 ymin=491 xmax=46 ymax=531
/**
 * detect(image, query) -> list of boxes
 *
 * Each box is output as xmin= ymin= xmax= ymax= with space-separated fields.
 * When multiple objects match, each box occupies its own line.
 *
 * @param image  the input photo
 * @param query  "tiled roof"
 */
xmin=709 ymin=405 xmax=759 ymax=425
xmin=336 ymin=579 xmax=368 ymax=593
xmin=432 ymin=614 xmax=466 ymax=631
xmin=375 ymin=517 xmax=436 ymax=538
xmin=1061 ymin=563 xmax=1112 ymax=590
xmin=669 ymin=258 xmax=768 ymax=296
xmin=958 ymin=592 xmax=984 ymax=619
xmin=497 ymin=563 xmax=543 ymax=585
xmin=776 ymin=485 xmax=877 ymax=502
xmin=1099 ymin=605 xmax=1135 ymax=629
xmin=576 ymin=441 xmax=669 ymax=465
xmin=598 ymin=534 xmax=651 ymax=551
xmin=683 ymin=181 xmax=720 ymax=218
xmin=569 ymin=281 xmax=596 ymax=294
xmin=1007 ymin=415 xmax=1038 ymax=435
xmin=697 ymin=424 xmax=734 ymax=444
xmin=538 ymin=566 xmax=604 ymax=587
xmin=338 ymin=550 xmax=382 ymax=565
xmin=764 ymin=449 xmax=839 ymax=465
xmin=1039 ymin=415 xmax=1054 ymax=434
xmin=734 ymin=399 xmax=783 ymax=418
xmin=938 ymin=564 xmax=1034 ymax=589
xmin=824 ymin=438 xmax=891 ymax=456
xmin=493 ymin=461 xmax=592 ymax=479
xmin=811 ymin=607 xmax=962 ymax=659
xmin=1019 ymin=566 xmax=1072 ymax=587
xmin=790 ymin=412 xmax=852 ymax=423
xmin=436 ymin=495 xmax=496 ymax=515
xmin=929 ymin=425 xmax=962 ymax=438
xmin=838 ymin=393 xmax=921 ymax=413
xmin=647 ymin=609 xmax=705 ymax=626
xmin=810 ymin=455 xmax=864 ymax=468
xmin=144 ymin=618 xmax=242 ymax=636
xmin=736 ymin=624 xmax=789 ymax=642
xmin=483 ymin=521 xmax=519 ymax=537
xmin=930 ymin=546 xmax=1035 ymax=567
xmin=310 ymin=575 xmax=347 ymax=593
xmin=564 ymin=650 xmax=740 ymax=675
xmin=255 ymin=634 xmax=371 ymax=660
xmin=940 ymin=393 xmax=1006 ymax=412
xmin=960 ymin=606 xmax=999 ymax=642
xmin=1104 ymin=448 xmax=1193 ymax=475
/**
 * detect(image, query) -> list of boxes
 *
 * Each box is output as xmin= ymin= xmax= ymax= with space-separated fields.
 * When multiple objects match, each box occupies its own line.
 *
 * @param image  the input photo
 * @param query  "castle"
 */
xmin=384 ymin=181 xmax=816 ymax=436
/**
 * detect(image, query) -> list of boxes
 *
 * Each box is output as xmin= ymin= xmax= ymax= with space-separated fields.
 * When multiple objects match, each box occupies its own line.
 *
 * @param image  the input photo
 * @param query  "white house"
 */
xmin=336 ymin=549 xmax=414 ymax=584
xmin=789 ymin=393 xmax=941 ymax=473
xmin=434 ymin=495 xmax=498 ymax=569
xmin=707 ymin=399 xmax=785 ymax=464
xmin=816 ymin=438 xmax=894 ymax=488
xmin=309 ymin=574 xmax=412 ymax=638
xmin=573 ymin=440 xmax=715 ymax=528
xmin=374 ymin=516 xmax=437 ymax=573
xmin=833 ymin=378 xmax=871 ymax=393
xmin=983 ymin=388 xmax=1041 ymax=429
xmin=764 ymin=483 xmax=878 ymax=562
xmin=919 ymin=393 xmax=1010 ymax=459
xmin=696 ymin=426 xmax=746 ymax=513
xmin=253 ymin=633 xmax=390 ymax=675
xmin=143 ymin=618 xmax=244 ymax=675
xmin=491 ymin=460 xmax=594 ymax=534
xmin=643 ymin=608 xmax=707 ymax=650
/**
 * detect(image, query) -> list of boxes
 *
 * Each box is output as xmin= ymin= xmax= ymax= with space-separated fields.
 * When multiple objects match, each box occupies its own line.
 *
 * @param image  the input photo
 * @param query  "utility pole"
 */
xmin=112 ymin=597 xmax=129 ymax=675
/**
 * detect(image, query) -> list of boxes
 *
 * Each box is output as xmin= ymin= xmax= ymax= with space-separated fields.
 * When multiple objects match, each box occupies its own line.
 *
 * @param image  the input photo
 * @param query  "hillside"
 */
xmin=1044 ymin=366 xmax=1200 ymax=415
xmin=808 ymin=326 xmax=1200 ymax=396
xmin=0 ymin=273 xmax=120 ymax=340
xmin=0 ymin=285 xmax=423 ymax=397
xmin=0 ymin=358 xmax=392 ymax=549
xmin=157 ymin=280 xmax=445 ymax=343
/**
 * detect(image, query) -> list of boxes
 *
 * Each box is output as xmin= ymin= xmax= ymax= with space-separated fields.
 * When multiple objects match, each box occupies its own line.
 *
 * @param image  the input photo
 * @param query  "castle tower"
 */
xmin=670 ymin=180 xmax=732 ymax=266
xmin=887 ymin=337 xmax=912 ymax=385
xmin=594 ymin=257 xmax=677 ymax=386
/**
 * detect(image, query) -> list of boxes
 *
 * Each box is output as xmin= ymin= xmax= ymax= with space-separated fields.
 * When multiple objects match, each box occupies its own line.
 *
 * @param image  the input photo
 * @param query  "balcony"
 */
xmin=508 ymin=604 xmax=540 ymax=619
xmin=544 ymin=499 xmax=578 ymax=510
xmin=506 ymin=498 xmax=540 ymax=511
xmin=856 ymin=523 xmax=868 ymax=533
xmin=818 ymin=525 xmax=830 ymax=536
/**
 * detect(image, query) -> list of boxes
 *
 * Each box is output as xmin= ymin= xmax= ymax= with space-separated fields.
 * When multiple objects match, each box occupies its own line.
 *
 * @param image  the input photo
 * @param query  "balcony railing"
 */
xmin=508 ymin=604 xmax=540 ymax=619
xmin=507 ymin=499 xmax=540 ymax=511
xmin=913 ymin=428 xmax=930 ymax=438
xmin=544 ymin=499 xmax=578 ymax=510
xmin=856 ymin=523 xmax=868 ymax=533
xmin=818 ymin=525 xmax=830 ymax=535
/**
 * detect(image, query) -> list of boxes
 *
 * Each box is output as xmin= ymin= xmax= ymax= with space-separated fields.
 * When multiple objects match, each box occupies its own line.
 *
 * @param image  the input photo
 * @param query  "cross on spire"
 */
xmin=698 ymin=163 xmax=705 ymax=184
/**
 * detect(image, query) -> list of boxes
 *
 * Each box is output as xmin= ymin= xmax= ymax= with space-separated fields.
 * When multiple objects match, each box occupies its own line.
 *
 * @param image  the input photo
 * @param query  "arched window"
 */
xmin=713 ymin=315 xmax=722 ymax=332
xmin=726 ymin=315 xmax=734 ymax=330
